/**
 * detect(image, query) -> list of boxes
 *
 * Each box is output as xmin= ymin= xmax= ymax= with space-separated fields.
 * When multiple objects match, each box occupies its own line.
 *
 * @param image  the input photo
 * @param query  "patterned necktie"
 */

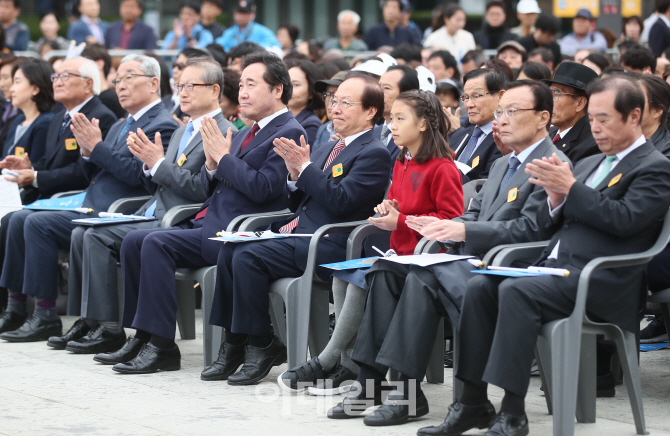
xmin=552 ymin=133 xmax=561 ymax=145
xmin=457 ymin=127 xmax=484 ymax=163
xmin=590 ymin=155 xmax=618 ymax=188
xmin=240 ymin=123 xmax=260 ymax=152
xmin=380 ymin=124 xmax=391 ymax=144
xmin=279 ymin=139 xmax=346 ymax=234
xmin=116 ymin=116 xmax=135 ymax=144
xmin=60 ymin=113 xmax=71 ymax=137
xmin=498 ymin=156 xmax=521 ymax=195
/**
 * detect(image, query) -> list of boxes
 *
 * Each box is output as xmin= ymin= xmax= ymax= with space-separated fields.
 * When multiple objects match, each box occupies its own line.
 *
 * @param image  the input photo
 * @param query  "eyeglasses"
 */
xmin=460 ymin=92 xmax=492 ymax=103
xmin=549 ymin=88 xmax=578 ymax=102
xmin=51 ymin=72 xmax=86 ymax=82
xmin=494 ymin=108 xmax=538 ymax=119
xmin=328 ymin=99 xmax=363 ymax=110
xmin=322 ymin=92 xmax=335 ymax=101
xmin=112 ymin=73 xmax=154 ymax=88
xmin=173 ymin=62 xmax=186 ymax=70
xmin=175 ymin=83 xmax=214 ymax=92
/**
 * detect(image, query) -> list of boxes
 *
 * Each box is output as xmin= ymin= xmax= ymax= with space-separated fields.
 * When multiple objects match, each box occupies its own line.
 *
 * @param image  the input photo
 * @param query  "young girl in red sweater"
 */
xmin=278 ymin=90 xmax=464 ymax=395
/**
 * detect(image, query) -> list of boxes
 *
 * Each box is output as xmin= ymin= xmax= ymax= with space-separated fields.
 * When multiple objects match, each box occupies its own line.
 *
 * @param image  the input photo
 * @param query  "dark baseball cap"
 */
xmin=236 ymin=0 xmax=255 ymax=13
xmin=575 ymin=8 xmax=593 ymax=20
xmin=315 ymin=70 xmax=349 ymax=93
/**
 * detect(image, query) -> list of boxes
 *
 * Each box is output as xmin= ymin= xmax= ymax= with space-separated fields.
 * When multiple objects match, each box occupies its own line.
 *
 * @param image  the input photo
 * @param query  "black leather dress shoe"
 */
xmin=0 ymin=314 xmax=62 ymax=342
xmin=201 ymin=341 xmax=245 ymax=381
xmin=485 ymin=412 xmax=529 ymax=436
xmin=0 ymin=310 xmax=27 ymax=334
xmin=47 ymin=318 xmax=90 ymax=350
xmin=328 ymin=384 xmax=384 ymax=419
xmin=417 ymin=401 xmax=496 ymax=436
xmin=112 ymin=343 xmax=180 ymax=374
xmin=65 ymin=325 xmax=127 ymax=354
xmin=227 ymin=336 xmax=286 ymax=386
xmin=364 ymin=391 xmax=430 ymax=426
xmin=93 ymin=336 xmax=145 ymax=365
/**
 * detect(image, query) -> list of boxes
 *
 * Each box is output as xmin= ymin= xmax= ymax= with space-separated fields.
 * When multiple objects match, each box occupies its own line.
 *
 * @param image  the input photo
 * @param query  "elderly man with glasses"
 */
xmin=0 ymin=54 xmax=177 ymax=343
xmin=542 ymin=62 xmax=600 ymax=163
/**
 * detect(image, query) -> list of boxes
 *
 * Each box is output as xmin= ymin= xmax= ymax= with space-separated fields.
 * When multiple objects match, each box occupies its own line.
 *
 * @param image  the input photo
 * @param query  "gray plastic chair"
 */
xmin=492 ymin=210 xmax=670 ymax=436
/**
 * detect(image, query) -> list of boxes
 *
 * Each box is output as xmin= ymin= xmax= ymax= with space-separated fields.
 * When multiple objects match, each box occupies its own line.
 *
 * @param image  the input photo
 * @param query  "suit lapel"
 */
xmin=165 ymin=125 xmax=186 ymax=162
xmin=593 ymin=142 xmax=652 ymax=191
xmin=322 ymin=130 xmax=373 ymax=175
xmin=467 ymin=134 xmax=493 ymax=167
xmin=236 ymin=112 xmax=290 ymax=159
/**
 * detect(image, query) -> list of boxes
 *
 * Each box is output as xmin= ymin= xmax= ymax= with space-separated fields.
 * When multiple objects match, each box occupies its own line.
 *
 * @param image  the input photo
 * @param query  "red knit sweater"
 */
xmin=389 ymin=156 xmax=464 ymax=255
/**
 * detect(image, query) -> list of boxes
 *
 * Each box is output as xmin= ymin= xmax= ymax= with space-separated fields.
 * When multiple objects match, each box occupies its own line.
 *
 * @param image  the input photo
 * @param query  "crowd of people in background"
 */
xmin=0 ymin=0 xmax=670 ymax=435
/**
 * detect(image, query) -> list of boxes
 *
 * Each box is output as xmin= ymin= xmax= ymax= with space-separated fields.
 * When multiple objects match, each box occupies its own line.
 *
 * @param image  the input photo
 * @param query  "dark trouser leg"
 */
xmin=129 ymin=228 xmax=211 ymax=340
xmin=22 ymin=211 xmax=79 ymax=300
xmin=0 ymin=212 xmax=13 ymax=309
xmin=68 ymin=226 xmax=86 ymax=316
xmin=0 ymin=209 xmax=34 ymax=291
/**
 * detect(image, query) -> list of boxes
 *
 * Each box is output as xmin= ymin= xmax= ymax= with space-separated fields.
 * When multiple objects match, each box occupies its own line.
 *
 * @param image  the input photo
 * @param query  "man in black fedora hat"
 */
xmin=542 ymin=61 xmax=600 ymax=163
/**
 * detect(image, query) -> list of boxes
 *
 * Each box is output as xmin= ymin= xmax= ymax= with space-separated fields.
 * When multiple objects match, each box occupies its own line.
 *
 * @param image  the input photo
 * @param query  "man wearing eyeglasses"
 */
xmin=166 ymin=47 xmax=213 ymax=119
xmin=543 ymin=62 xmax=600 ymax=163
xmin=331 ymin=81 xmax=568 ymax=426
xmin=0 ymin=54 xmax=177 ymax=343
xmin=50 ymin=57 xmax=237 ymax=356
xmin=0 ymin=57 xmax=117 ymax=335
xmin=449 ymin=68 xmax=508 ymax=183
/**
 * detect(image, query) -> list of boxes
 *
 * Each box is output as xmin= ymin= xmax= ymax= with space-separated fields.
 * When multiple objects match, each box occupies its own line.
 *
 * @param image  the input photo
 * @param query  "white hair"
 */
xmin=77 ymin=57 xmax=101 ymax=96
xmin=119 ymin=54 xmax=162 ymax=96
xmin=338 ymin=10 xmax=361 ymax=26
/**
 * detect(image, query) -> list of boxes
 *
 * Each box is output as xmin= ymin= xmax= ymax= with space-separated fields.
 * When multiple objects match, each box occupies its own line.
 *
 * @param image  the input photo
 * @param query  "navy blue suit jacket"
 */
xmin=105 ymin=20 xmax=158 ymax=50
xmin=450 ymin=125 xmax=502 ymax=183
xmin=649 ymin=19 xmax=670 ymax=57
xmin=294 ymin=109 xmax=322 ymax=146
xmin=30 ymin=96 xmax=117 ymax=201
xmin=2 ymin=112 xmax=53 ymax=162
xmin=80 ymin=102 xmax=178 ymax=212
xmin=197 ymin=111 xmax=306 ymax=261
xmin=67 ymin=19 xmax=109 ymax=45
xmin=270 ymin=129 xmax=392 ymax=272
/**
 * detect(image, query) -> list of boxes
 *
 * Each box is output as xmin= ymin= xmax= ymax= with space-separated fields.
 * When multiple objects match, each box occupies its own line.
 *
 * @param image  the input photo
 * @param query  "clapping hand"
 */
xmin=273 ymin=135 xmax=311 ymax=181
xmin=127 ymin=128 xmax=165 ymax=169
xmin=201 ymin=117 xmax=232 ymax=170
xmin=0 ymin=152 xmax=31 ymax=170
xmin=407 ymin=217 xmax=465 ymax=242
xmin=525 ymin=153 xmax=575 ymax=208
xmin=368 ymin=199 xmax=400 ymax=231
xmin=70 ymin=113 xmax=103 ymax=156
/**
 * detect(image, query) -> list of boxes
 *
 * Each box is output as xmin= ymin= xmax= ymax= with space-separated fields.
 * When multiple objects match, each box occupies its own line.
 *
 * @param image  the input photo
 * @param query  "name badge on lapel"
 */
xmin=65 ymin=138 xmax=78 ymax=150
xmin=608 ymin=173 xmax=622 ymax=187
xmin=332 ymin=163 xmax=343 ymax=177
xmin=177 ymin=153 xmax=187 ymax=167
xmin=14 ymin=147 xmax=25 ymax=157
xmin=507 ymin=187 xmax=518 ymax=203
xmin=472 ymin=156 xmax=480 ymax=168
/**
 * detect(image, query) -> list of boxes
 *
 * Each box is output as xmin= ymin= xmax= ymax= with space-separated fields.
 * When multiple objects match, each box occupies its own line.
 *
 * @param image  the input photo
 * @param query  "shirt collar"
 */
xmin=476 ymin=120 xmax=494 ymax=136
xmin=343 ymin=128 xmax=371 ymax=146
xmin=558 ymin=125 xmax=573 ymax=138
xmin=67 ymin=96 xmax=94 ymax=119
xmin=512 ymin=137 xmax=544 ymax=164
xmin=614 ymin=135 xmax=646 ymax=161
xmin=129 ymin=98 xmax=161 ymax=121
xmin=191 ymin=108 xmax=223 ymax=132
xmin=81 ymin=15 xmax=100 ymax=26
xmin=256 ymin=107 xmax=289 ymax=130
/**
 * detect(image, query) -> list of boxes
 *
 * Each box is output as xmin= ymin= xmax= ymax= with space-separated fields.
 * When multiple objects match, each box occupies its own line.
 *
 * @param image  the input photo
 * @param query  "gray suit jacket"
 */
xmin=135 ymin=112 xmax=237 ymax=219
xmin=454 ymin=136 xmax=569 ymax=257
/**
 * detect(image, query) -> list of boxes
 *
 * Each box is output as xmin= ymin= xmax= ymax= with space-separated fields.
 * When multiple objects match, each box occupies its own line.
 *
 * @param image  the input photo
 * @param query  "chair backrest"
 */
xmin=462 ymin=179 xmax=486 ymax=211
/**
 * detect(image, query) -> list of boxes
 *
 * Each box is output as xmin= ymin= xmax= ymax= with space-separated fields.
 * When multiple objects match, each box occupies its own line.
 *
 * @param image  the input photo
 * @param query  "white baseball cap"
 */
xmin=517 ymin=0 xmax=541 ymax=14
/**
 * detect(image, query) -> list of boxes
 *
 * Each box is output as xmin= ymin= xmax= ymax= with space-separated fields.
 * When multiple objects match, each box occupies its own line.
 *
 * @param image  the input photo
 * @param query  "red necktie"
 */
xmin=279 ymin=140 xmax=346 ymax=234
xmin=240 ymin=124 xmax=260 ymax=152
xmin=552 ymin=133 xmax=561 ymax=145
xmin=194 ymin=206 xmax=208 ymax=221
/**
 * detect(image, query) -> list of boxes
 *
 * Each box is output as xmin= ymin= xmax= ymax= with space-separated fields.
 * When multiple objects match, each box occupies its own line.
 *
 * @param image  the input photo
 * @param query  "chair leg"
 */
xmin=548 ymin=322 xmax=581 ymax=436
xmin=452 ymin=330 xmax=463 ymax=401
xmin=199 ymin=267 xmax=221 ymax=368
xmin=616 ymin=330 xmax=649 ymax=435
xmin=426 ymin=318 xmax=445 ymax=384
xmin=536 ymin=337 xmax=553 ymax=415
xmin=576 ymin=333 xmax=596 ymax=423
xmin=285 ymin=281 xmax=310 ymax=368
xmin=175 ymin=279 xmax=196 ymax=340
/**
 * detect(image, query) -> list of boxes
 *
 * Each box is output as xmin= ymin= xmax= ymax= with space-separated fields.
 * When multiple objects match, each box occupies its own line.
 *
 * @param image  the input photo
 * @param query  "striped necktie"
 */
xmin=457 ymin=127 xmax=484 ymax=163
xmin=279 ymin=139 xmax=346 ymax=234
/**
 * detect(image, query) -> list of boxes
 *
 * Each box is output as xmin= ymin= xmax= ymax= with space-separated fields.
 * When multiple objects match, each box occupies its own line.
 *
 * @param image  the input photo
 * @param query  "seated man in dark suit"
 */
xmin=544 ymin=62 xmax=600 ymax=163
xmin=0 ymin=56 xmax=118 ymax=334
xmin=48 ymin=58 xmax=237 ymax=354
xmin=98 ymin=52 xmax=306 ymax=373
xmin=105 ymin=0 xmax=158 ymax=50
xmin=375 ymin=65 xmax=420 ymax=163
xmin=422 ymin=76 xmax=670 ymax=436
xmin=201 ymin=72 xmax=392 ymax=386
xmin=450 ymin=69 xmax=508 ymax=182
xmin=0 ymin=54 xmax=178 ymax=342
xmin=329 ymin=81 xmax=568 ymax=426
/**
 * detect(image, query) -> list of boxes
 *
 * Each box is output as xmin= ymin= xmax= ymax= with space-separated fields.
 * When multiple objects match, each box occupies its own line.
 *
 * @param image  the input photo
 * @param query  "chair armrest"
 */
xmin=50 ymin=190 xmax=84 ymax=199
xmin=302 ymin=220 xmax=369 ymax=285
xmin=161 ymin=204 xmax=203 ymax=228
xmin=107 ymin=196 xmax=152 ymax=214
xmin=346 ymin=224 xmax=390 ymax=260
xmin=234 ymin=209 xmax=292 ymax=232
xmin=419 ymin=239 xmax=442 ymax=254
xmin=488 ymin=241 xmax=551 ymax=267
